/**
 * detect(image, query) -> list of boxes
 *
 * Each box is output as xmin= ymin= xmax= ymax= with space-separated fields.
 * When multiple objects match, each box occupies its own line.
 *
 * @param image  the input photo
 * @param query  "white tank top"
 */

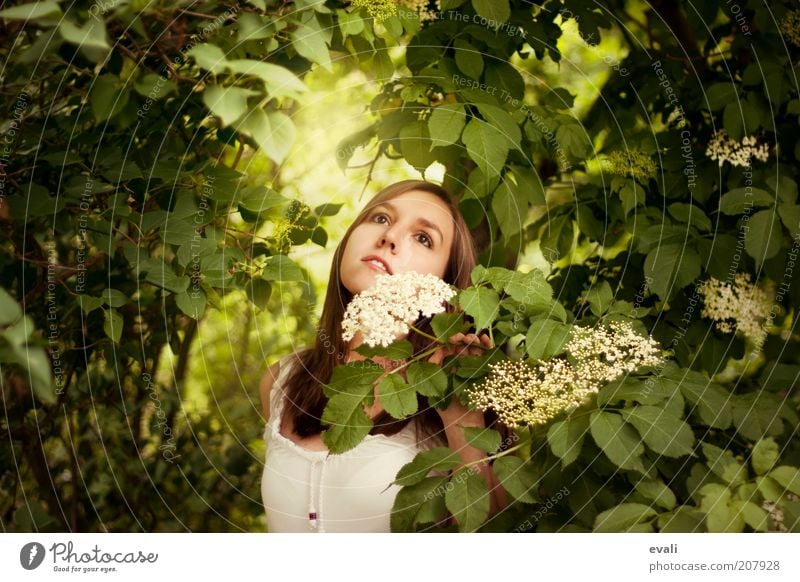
xmin=261 ymin=355 xmax=443 ymax=533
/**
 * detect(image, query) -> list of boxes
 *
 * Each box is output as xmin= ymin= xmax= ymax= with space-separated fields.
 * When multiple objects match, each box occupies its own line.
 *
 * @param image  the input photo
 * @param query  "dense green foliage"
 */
xmin=1 ymin=0 xmax=799 ymax=532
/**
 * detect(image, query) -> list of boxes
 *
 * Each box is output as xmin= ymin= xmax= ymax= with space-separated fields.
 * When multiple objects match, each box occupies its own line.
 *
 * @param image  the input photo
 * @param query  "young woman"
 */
xmin=260 ymin=180 xmax=509 ymax=532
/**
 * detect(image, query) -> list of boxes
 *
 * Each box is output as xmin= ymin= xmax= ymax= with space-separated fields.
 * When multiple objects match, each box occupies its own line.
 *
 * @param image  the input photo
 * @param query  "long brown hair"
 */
xmin=280 ymin=180 xmax=505 ymax=448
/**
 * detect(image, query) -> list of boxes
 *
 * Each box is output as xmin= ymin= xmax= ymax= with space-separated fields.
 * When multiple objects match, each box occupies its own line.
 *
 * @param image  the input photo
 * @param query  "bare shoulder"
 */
xmin=259 ymin=360 xmax=284 ymax=421
xmin=259 ymin=353 xmax=301 ymax=420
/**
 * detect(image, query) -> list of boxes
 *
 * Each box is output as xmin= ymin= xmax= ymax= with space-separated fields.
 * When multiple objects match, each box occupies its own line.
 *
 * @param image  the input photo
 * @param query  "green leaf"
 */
xmin=226 ymin=60 xmax=307 ymax=97
xmin=394 ymin=447 xmax=463 ymax=486
xmin=391 ymin=476 xmax=449 ymax=532
xmin=458 ymin=286 xmax=499 ymax=331
xmin=598 ymin=377 xmax=673 ymax=406
xmin=0 ymin=316 xmax=55 ymax=404
xmin=59 ymin=18 xmax=110 ymax=51
xmin=186 ymin=44 xmax=228 ymax=74
xmin=540 ymin=214 xmax=574 ymax=262
xmin=314 ymin=202 xmax=343 ymax=217
xmin=430 ymin=312 xmax=470 ymax=341
xmin=246 ymin=278 xmax=271 ymax=310
xmin=323 ymin=361 xmax=383 ymax=399
xmin=461 ymin=426 xmax=501 ymax=453
xmin=705 ymin=83 xmax=740 ymax=111
xmin=731 ymin=392 xmax=783 ymax=440
xmin=492 ymin=456 xmax=539 ymax=503
xmin=462 ymin=118 xmax=510 ymax=176
xmin=175 ymin=289 xmax=207 ymax=320
xmin=644 ymin=243 xmax=701 ymax=300
xmin=525 ymin=319 xmax=570 ymax=361
xmin=262 ymin=255 xmax=305 ymax=282
xmin=202 ymin=85 xmax=258 ymax=127
xmin=291 ymin=24 xmax=331 ymax=71
xmin=635 ymin=479 xmax=677 ymax=510
xmin=475 ymin=104 xmax=522 ymax=150
xmin=0 ymin=288 xmax=23 ymax=325
xmin=407 ymin=362 xmax=448 ymax=398
xmin=542 ymin=88 xmax=576 ymax=109
xmin=589 ymin=411 xmax=646 ymax=472
xmin=145 ymin=265 xmax=190 ymax=294
xmin=751 ymin=438 xmax=780 ymax=476
xmin=668 ymin=203 xmax=712 ymax=232
xmin=78 ymin=295 xmax=104 ymax=314
xmin=445 ymin=469 xmax=490 ymax=532
xmin=585 ymin=281 xmax=614 ymax=316
xmin=699 ymin=483 xmax=743 ymax=532
xmin=0 ymin=1 xmax=61 ymax=20
xmin=504 ymin=270 xmax=552 ymax=309
xmin=378 ymin=373 xmax=418 ymax=419
xmin=103 ymin=308 xmax=123 ymax=343
xmin=492 ymin=181 xmax=525 ymax=238
xmin=718 ymin=188 xmax=773 ymax=215
xmin=770 ymin=466 xmax=800 ymax=495
xmin=101 ymin=288 xmax=128 ymax=308
xmin=355 ymin=340 xmax=413 ymax=360
xmin=263 ymin=110 xmax=296 ymax=164
xmin=454 ymin=39 xmax=483 ymax=79
xmin=547 ymin=415 xmax=588 ymax=468
xmin=621 ymin=406 xmax=695 ymax=458
xmin=657 ymin=507 xmax=705 ymax=532
xmin=472 ymin=0 xmax=510 ymax=24
xmin=676 ymin=370 xmax=733 ymax=429
xmin=702 ymin=442 xmax=747 ymax=486
xmin=778 ymin=203 xmax=800 ymax=237
xmin=321 ymin=393 xmax=373 ymax=454
xmin=594 ymin=503 xmax=657 ymax=532
xmin=555 ymin=123 xmax=590 ymax=158
xmin=236 ymin=12 xmax=271 ymax=42
xmin=734 ymin=500 xmax=768 ymax=532
xmin=90 ymin=74 xmax=129 ymax=122
xmin=133 ymin=74 xmax=176 ymax=100
xmin=745 ymin=210 xmax=782 ymax=265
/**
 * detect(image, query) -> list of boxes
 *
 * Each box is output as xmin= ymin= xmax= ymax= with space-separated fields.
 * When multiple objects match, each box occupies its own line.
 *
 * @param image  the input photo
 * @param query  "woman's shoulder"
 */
xmin=259 ymin=351 xmax=304 ymax=420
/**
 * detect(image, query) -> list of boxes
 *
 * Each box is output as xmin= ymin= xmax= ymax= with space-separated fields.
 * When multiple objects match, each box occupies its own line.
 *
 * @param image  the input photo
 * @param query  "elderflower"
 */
xmin=604 ymin=150 xmax=657 ymax=181
xmin=351 ymin=0 xmax=398 ymax=21
xmin=705 ymin=130 xmax=770 ymax=167
xmin=341 ymin=271 xmax=455 ymax=347
xmin=467 ymin=322 xmax=665 ymax=427
xmin=697 ymin=274 xmax=776 ymax=345
xmin=779 ymin=10 xmax=800 ymax=47
xmin=399 ymin=0 xmax=441 ymax=22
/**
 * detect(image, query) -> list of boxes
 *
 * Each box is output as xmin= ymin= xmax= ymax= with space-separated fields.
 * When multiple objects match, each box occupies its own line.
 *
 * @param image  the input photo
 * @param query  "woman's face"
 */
xmin=339 ymin=189 xmax=456 ymax=295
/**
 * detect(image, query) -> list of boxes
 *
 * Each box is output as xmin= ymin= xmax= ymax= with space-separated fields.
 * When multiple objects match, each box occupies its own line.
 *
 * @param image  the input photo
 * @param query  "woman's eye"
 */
xmin=416 ymin=233 xmax=433 ymax=248
xmin=372 ymin=213 xmax=389 ymax=224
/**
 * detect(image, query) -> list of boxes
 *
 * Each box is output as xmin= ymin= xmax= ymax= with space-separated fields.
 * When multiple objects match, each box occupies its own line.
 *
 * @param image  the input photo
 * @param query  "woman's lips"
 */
xmin=362 ymin=257 xmax=392 ymax=274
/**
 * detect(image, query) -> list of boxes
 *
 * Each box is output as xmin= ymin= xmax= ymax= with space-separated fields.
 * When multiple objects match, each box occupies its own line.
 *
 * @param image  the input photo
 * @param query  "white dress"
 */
xmin=261 ymin=355 xmax=441 ymax=533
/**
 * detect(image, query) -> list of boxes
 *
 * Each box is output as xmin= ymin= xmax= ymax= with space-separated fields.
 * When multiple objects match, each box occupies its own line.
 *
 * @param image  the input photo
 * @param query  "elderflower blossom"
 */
xmin=604 ymin=150 xmax=657 ymax=181
xmin=697 ymin=274 xmax=776 ymax=345
xmin=351 ymin=0 xmax=398 ymax=21
xmin=341 ymin=271 xmax=455 ymax=347
xmin=779 ymin=10 xmax=800 ymax=47
xmin=467 ymin=322 xmax=664 ymax=427
xmin=399 ymin=0 xmax=441 ymax=22
xmin=705 ymin=130 xmax=770 ymax=167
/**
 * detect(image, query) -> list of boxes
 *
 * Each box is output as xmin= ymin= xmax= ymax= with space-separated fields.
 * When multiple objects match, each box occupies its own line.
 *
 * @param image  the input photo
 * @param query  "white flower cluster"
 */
xmin=341 ymin=271 xmax=455 ymax=347
xmin=705 ymin=131 xmax=769 ymax=167
xmin=761 ymin=500 xmax=787 ymax=532
xmin=467 ymin=322 xmax=664 ymax=427
xmin=399 ymin=0 xmax=441 ymax=22
xmin=697 ymin=274 xmax=776 ymax=345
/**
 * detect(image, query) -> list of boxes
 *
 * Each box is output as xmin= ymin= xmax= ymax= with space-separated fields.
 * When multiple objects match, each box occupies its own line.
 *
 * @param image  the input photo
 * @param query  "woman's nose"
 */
xmin=379 ymin=229 xmax=398 ymax=251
